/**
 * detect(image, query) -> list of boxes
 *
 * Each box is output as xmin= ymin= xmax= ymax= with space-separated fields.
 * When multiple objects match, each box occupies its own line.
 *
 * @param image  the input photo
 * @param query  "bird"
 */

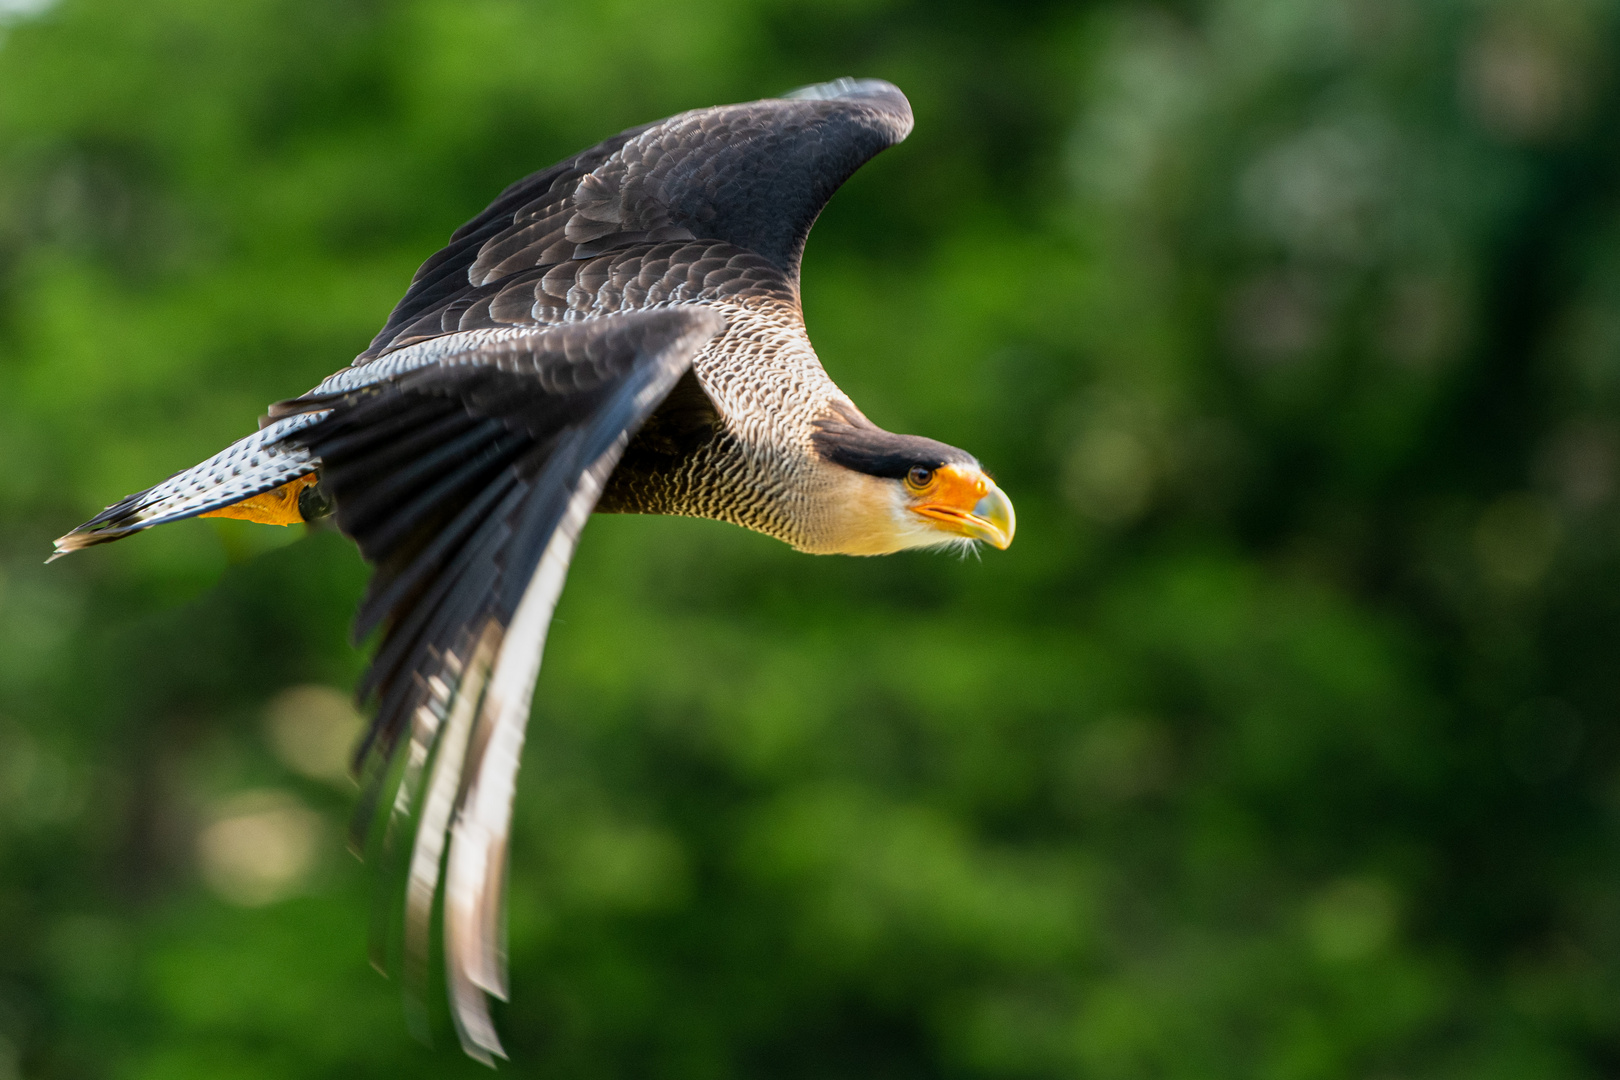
xmin=51 ymin=78 xmax=1015 ymax=1062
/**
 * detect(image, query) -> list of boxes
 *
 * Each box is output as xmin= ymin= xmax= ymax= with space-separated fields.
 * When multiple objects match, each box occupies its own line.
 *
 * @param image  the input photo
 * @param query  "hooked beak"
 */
xmin=909 ymin=465 xmax=1016 ymax=550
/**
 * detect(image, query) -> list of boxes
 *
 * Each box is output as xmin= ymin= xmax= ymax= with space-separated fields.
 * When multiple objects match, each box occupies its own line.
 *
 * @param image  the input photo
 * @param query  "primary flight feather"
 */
xmin=52 ymin=78 xmax=1015 ymax=1062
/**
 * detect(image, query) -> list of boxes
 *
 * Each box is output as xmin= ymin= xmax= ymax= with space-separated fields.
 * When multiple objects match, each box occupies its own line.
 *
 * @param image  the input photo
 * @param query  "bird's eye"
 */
xmin=905 ymin=466 xmax=935 ymax=490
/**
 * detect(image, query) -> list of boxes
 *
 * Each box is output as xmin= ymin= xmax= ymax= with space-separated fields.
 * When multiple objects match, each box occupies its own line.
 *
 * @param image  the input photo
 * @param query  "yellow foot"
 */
xmin=201 ymin=473 xmax=319 ymax=526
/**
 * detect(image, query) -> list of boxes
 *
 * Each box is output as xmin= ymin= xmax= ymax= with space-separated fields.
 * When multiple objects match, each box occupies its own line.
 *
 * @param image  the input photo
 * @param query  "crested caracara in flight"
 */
xmin=52 ymin=78 xmax=1015 ymax=1061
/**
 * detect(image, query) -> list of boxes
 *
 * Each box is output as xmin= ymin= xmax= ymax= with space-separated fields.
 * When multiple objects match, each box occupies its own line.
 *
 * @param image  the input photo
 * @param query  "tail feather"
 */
xmin=50 ymin=412 xmax=329 ymax=560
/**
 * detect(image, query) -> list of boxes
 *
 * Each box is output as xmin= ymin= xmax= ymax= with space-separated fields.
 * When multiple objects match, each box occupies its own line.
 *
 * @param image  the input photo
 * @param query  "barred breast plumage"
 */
xmin=597 ymin=294 xmax=863 ymax=551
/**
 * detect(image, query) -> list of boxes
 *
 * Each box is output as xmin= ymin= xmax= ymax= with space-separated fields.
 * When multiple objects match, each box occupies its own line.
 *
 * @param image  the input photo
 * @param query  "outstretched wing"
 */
xmin=361 ymin=78 xmax=913 ymax=359
xmin=277 ymin=308 xmax=724 ymax=1062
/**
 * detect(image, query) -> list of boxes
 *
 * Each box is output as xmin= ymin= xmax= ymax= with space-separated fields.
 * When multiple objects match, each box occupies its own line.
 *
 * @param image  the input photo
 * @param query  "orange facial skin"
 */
xmin=200 ymin=473 xmax=319 ymax=527
xmin=905 ymin=462 xmax=1016 ymax=549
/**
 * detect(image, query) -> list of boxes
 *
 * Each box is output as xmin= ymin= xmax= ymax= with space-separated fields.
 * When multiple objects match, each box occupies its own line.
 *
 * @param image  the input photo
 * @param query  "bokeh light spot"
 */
xmin=1307 ymin=877 xmax=1398 ymax=962
xmin=196 ymin=789 xmax=321 ymax=907
xmin=263 ymin=684 xmax=364 ymax=785
xmin=1475 ymin=493 xmax=1562 ymax=591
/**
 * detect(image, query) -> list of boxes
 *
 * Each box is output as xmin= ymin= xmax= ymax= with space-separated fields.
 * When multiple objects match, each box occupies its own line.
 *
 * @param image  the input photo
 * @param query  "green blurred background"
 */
xmin=2 ymin=0 xmax=1620 ymax=1075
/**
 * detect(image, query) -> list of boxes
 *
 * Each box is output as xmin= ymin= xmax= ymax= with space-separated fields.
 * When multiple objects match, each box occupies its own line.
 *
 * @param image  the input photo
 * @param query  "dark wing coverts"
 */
xmin=362 ymin=78 xmax=913 ymax=357
xmin=264 ymin=79 xmax=914 ymax=1061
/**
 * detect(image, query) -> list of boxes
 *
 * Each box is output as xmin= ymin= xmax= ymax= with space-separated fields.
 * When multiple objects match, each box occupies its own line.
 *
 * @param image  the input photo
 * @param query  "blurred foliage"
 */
xmin=3 ymin=0 xmax=1620 ymax=1076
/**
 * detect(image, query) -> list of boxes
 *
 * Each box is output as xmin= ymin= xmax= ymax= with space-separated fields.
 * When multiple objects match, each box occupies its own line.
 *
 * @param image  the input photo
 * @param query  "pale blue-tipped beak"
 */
xmin=968 ymin=482 xmax=1016 ymax=549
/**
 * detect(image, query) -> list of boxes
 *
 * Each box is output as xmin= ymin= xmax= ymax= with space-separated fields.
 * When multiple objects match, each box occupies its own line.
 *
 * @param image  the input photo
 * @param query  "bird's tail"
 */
xmin=49 ymin=412 xmax=330 ymax=561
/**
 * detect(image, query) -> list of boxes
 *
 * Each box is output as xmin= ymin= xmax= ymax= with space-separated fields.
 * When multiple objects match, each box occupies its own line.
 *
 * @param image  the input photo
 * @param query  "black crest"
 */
xmin=811 ymin=403 xmax=976 ymax=479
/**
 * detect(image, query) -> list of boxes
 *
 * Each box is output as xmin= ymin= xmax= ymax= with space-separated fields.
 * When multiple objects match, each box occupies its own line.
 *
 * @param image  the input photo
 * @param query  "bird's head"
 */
xmin=809 ymin=404 xmax=1015 ymax=556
